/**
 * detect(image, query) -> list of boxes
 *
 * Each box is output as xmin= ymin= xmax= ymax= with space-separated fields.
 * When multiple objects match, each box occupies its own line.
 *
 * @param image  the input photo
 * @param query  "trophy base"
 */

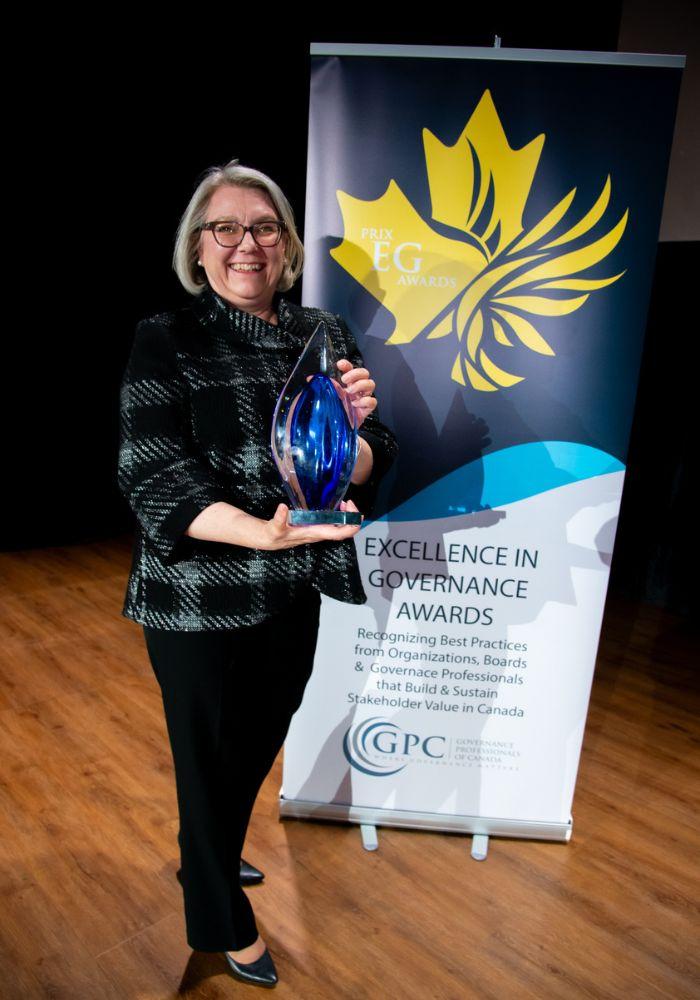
xmin=288 ymin=510 xmax=363 ymax=526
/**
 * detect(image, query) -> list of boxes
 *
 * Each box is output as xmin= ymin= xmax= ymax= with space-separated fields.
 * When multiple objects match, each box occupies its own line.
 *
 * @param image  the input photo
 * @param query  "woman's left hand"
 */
xmin=337 ymin=359 xmax=377 ymax=428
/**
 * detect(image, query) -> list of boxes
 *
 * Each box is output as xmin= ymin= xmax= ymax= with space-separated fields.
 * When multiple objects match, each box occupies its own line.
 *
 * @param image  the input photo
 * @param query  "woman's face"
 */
xmin=198 ymin=185 xmax=288 ymax=317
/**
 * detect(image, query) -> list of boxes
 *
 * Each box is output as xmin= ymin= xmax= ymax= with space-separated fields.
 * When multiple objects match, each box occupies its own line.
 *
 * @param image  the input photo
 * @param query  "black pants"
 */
xmin=143 ymin=587 xmax=321 ymax=952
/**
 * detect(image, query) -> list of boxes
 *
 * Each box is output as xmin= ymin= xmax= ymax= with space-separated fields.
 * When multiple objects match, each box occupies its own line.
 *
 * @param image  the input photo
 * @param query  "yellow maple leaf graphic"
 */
xmin=330 ymin=90 xmax=627 ymax=391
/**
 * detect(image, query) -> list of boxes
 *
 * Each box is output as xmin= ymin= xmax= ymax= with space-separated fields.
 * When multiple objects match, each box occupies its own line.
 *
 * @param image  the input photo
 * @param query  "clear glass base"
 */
xmin=288 ymin=510 xmax=362 ymax=526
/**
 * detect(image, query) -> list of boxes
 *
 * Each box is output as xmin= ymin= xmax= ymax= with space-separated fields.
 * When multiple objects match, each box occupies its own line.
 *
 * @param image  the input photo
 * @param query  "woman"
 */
xmin=117 ymin=159 xmax=397 ymax=988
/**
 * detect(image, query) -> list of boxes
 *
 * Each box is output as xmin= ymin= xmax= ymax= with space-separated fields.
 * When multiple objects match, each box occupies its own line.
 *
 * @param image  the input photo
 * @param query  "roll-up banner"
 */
xmin=281 ymin=44 xmax=684 ymax=842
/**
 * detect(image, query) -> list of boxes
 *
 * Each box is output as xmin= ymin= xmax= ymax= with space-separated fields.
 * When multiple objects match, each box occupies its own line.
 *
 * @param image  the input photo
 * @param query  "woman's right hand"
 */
xmin=259 ymin=499 xmax=363 ymax=551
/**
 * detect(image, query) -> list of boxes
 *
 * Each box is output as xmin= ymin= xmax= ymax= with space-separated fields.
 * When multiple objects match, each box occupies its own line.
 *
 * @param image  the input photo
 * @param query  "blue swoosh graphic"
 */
xmin=374 ymin=441 xmax=624 ymax=523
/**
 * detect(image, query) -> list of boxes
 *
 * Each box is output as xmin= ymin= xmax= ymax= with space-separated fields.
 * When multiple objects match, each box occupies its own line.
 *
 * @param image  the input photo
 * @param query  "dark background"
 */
xmin=5 ymin=6 xmax=694 ymax=617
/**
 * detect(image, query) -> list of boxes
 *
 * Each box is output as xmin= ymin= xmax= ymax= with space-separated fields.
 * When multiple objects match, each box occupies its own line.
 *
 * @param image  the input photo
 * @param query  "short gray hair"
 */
xmin=173 ymin=159 xmax=304 ymax=296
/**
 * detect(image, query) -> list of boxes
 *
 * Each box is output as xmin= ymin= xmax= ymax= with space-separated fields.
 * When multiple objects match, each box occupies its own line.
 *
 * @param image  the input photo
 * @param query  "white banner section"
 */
xmin=281 ymin=443 xmax=623 ymax=840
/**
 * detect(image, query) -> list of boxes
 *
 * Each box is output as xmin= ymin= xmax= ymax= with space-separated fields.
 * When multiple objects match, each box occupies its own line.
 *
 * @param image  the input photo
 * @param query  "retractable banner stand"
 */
xmin=280 ymin=44 xmax=683 ymax=842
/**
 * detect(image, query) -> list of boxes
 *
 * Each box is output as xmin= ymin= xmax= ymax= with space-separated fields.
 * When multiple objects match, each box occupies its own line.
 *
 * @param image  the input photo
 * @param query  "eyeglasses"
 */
xmin=201 ymin=219 xmax=287 ymax=248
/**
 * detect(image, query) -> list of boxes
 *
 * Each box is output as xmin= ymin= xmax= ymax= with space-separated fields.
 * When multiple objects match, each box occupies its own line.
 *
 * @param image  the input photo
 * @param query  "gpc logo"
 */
xmin=342 ymin=716 xmax=446 ymax=776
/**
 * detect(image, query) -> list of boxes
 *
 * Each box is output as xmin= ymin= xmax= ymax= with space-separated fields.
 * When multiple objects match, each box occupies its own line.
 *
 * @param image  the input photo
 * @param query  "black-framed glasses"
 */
xmin=201 ymin=219 xmax=287 ymax=248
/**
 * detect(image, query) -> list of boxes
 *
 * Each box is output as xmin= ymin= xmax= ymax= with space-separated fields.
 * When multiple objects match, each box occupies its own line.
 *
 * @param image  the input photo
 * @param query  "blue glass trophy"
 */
xmin=271 ymin=320 xmax=362 ymax=526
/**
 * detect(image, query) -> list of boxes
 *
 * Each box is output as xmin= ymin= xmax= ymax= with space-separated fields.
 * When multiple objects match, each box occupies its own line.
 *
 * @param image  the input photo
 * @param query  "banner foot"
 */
xmin=360 ymin=823 xmax=379 ymax=851
xmin=471 ymin=833 xmax=489 ymax=861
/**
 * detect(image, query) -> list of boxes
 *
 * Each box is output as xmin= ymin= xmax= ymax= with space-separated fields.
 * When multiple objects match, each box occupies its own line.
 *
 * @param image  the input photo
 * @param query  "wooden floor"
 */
xmin=0 ymin=535 xmax=697 ymax=999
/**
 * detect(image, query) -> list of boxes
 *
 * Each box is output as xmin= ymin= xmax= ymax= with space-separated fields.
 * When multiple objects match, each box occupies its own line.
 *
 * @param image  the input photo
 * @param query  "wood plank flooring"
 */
xmin=0 ymin=535 xmax=697 ymax=999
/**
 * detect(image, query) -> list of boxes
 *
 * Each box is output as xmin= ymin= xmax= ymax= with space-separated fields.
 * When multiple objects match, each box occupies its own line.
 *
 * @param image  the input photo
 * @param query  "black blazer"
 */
xmin=117 ymin=286 xmax=398 ymax=631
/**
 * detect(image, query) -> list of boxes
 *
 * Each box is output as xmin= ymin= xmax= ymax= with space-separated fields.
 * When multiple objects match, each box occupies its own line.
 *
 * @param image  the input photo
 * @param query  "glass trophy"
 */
xmin=271 ymin=320 xmax=362 ymax=526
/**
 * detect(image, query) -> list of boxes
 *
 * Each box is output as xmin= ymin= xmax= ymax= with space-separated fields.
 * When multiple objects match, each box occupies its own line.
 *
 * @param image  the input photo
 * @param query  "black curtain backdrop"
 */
xmin=8 ymin=9 xmax=693 ymax=615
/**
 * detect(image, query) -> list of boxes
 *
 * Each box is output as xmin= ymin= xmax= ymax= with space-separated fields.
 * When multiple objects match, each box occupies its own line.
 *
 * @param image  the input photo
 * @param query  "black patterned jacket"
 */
xmin=117 ymin=285 xmax=398 ymax=631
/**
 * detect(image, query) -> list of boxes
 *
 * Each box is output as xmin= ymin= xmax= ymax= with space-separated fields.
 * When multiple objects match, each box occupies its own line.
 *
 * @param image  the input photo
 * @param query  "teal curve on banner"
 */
xmin=369 ymin=441 xmax=625 ymax=524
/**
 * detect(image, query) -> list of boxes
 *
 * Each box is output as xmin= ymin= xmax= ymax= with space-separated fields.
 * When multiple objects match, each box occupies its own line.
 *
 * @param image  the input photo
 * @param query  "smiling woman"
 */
xmin=197 ymin=187 xmax=288 ymax=323
xmin=118 ymin=159 xmax=398 ymax=987
xmin=173 ymin=160 xmax=305 ymax=304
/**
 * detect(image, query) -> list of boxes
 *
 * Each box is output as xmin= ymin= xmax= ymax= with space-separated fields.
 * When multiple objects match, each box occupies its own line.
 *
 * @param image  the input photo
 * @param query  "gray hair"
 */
xmin=173 ymin=159 xmax=304 ymax=295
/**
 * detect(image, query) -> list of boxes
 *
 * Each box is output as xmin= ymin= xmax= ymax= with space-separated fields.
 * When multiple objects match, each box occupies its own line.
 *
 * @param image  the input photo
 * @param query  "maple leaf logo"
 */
xmin=330 ymin=90 xmax=628 ymax=391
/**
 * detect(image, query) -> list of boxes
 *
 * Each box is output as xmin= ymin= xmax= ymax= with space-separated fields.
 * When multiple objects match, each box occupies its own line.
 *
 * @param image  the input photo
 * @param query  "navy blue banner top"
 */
xmin=304 ymin=50 xmax=682 ymax=518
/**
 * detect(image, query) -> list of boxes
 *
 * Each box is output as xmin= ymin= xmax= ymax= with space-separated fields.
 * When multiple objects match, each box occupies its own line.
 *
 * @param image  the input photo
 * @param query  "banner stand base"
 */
xmin=360 ymin=825 xmax=492 ymax=860
xmin=358 ymin=823 xmax=491 ymax=859
xmin=471 ymin=833 xmax=489 ymax=860
xmin=360 ymin=824 xmax=379 ymax=851
xmin=279 ymin=796 xmax=573 ymax=843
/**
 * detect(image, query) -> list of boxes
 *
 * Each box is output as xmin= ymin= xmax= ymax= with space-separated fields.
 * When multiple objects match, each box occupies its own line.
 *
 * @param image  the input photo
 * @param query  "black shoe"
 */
xmin=175 ymin=858 xmax=265 ymax=887
xmin=224 ymin=946 xmax=278 ymax=988
xmin=240 ymin=858 xmax=265 ymax=885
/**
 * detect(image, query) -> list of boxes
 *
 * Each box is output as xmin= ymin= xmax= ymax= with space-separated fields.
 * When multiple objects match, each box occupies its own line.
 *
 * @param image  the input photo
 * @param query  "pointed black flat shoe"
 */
xmin=224 ymin=946 xmax=278 ymax=988
xmin=240 ymin=858 xmax=265 ymax=885
xmin=175 ymin=858 xmax=265 ymax=887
